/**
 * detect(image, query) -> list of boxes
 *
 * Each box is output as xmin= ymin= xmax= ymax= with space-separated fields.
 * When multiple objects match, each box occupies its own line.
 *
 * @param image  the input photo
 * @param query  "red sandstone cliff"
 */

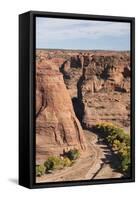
xmin=36 ymin=60 xmax=87 ymax=163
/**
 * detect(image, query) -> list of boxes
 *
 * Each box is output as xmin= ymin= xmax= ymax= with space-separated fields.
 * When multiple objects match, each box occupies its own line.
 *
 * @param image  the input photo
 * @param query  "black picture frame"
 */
xmin=19 ymin=10 xmax=135 ymax=189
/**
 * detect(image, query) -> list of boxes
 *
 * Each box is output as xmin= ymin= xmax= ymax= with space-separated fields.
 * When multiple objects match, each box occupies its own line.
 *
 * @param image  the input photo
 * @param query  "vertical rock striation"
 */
xmin=36 ymin=60 xmax=87 ymax=163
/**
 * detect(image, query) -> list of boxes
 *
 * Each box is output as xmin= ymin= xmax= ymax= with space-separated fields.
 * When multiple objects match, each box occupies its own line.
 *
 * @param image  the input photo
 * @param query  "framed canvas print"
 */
xmin=19 ymin=11 xmax=135 ymax=189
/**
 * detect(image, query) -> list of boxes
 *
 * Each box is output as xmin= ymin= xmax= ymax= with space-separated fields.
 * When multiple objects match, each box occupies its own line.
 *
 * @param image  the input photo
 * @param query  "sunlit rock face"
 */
xmin=36 ymin=59 xmax=87 ymax=163
xmin=79 ymin=54 xmax=130 ymax=130
xmin=61 ymin=52 xmax=130 ymax=130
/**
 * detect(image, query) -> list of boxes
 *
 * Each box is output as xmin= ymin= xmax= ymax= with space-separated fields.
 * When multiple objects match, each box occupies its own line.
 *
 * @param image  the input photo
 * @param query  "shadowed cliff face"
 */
xmin=36 ymin=59 xmax=87 ymax=163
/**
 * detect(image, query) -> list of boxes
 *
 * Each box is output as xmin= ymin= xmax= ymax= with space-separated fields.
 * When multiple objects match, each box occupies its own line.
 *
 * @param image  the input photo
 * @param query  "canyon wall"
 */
xmin=36 ymin=57 xmax=87 ymax=163
xmin=61 ymin=51 xmax=130 ymax=131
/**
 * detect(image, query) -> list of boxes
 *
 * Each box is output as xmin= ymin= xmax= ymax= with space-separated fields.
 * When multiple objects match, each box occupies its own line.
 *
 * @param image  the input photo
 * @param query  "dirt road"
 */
xmin=36 ymin=130 xmax=122 ymax=183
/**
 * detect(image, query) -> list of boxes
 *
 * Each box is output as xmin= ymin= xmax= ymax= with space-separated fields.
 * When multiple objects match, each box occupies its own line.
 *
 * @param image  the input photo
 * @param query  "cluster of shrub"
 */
xmin=94 ymin=122 xmax=130 ymax=175
xmin=36 ymin=149 xmax=80 ymax=177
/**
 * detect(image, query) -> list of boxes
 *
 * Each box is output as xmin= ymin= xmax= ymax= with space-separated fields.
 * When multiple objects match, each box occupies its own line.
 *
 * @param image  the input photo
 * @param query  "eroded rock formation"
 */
xmin=61 ymin=52 xmax=130 ymax=131
xmin=36 ymin=59 xmax=87 ymax=163
xmin=36 ymin=49 xmax=131 ymax=163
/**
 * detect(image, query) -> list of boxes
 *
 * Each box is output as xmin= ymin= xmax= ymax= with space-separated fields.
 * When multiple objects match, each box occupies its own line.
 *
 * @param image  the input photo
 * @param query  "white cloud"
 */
xmin=36 ymin=17 xmax=130 ymax=42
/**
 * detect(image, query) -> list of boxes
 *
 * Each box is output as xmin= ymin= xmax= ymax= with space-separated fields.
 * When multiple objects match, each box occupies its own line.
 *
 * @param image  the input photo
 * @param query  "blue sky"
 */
xmin=36 ymin=17 xmax=130 ymax=50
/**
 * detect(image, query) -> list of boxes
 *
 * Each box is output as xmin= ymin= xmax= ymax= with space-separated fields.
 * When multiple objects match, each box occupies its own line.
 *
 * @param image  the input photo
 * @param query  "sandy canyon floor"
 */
xmin=36 ymin=130 xmax=122 ymax=183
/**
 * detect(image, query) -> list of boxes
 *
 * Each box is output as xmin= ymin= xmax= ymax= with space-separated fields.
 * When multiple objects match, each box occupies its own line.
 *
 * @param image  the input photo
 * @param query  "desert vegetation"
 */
xmin=36 ymin=149 xmax=80 ymax=177
xmin=94 ymin=122 xmax=130 ymax=175
xmin=36 ymin=164 xmax=45 ymax=177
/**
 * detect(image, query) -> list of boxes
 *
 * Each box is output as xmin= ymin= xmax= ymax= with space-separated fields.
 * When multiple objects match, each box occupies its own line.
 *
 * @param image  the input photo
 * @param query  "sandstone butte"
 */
xmin=36 ymin=59 xmax=87 ymax=163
